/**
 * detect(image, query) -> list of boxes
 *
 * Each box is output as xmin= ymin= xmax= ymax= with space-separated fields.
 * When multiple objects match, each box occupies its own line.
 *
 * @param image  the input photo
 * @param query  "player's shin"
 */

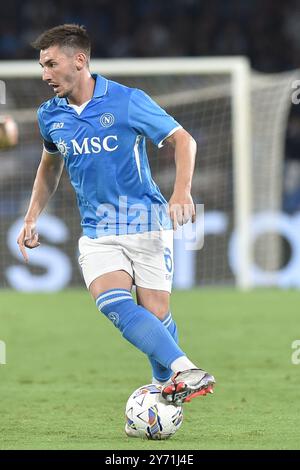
xmin=149 ymin=312 xmax=178 ymax=384
xmin=96 ymin=289 xmax=184 ymax=369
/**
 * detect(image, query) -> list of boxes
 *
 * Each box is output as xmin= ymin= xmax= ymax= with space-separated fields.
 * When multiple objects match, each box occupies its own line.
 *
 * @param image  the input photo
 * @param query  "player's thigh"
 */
xmin=78 ymin=235 xmax=133 ymax=299
xmin=136 ymin=286 xmax=170 ymax=320
xmin=89 ymin=270 xmax=133 ymax=300
xmin=127 ymin=229 xmax=174 ymax=296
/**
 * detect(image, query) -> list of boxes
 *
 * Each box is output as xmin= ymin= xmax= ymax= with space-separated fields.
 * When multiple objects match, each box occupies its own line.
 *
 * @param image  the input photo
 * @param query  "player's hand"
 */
xmin=168 ymin=190 xmax=196 ymax=230
xmin=17 ymin=221 xmax=40 ymax=263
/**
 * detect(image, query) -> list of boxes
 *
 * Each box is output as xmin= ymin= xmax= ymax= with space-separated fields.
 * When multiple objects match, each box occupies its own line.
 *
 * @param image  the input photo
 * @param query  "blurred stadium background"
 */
xmin=1 ymin=0 xmax=300 ymax=450
xmin=1 ymin=0 xmax=300 ymax=290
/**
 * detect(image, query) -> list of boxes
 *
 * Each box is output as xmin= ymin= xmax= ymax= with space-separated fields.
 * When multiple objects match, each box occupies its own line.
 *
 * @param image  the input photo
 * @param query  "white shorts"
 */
xmin=78 ymin=230 xmax=174 ymax=292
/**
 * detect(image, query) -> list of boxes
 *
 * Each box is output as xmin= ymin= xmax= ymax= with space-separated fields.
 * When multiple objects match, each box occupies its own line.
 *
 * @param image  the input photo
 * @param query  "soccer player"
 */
xmin=17 ymin=25 xmax=215 ymax=416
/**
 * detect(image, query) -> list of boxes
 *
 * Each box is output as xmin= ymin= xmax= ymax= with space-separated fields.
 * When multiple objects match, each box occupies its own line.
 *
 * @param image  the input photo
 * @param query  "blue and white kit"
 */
xmin=37 ymin=74 xmax=181 ymax=290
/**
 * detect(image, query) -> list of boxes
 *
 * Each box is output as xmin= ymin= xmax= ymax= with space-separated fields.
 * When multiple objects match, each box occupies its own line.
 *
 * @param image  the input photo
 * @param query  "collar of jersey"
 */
xmin=56 ymin=74 xmax=108 ymax=107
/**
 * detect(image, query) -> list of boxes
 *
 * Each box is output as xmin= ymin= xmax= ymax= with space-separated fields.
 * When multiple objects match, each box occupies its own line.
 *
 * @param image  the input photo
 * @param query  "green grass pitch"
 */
xmin=0 ymin=289 xmax=300 ymax=450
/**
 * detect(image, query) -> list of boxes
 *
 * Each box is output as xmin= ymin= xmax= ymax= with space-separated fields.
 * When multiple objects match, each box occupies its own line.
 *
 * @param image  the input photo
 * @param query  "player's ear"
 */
xmin=75 ymin=52 xmax=88 ymax=71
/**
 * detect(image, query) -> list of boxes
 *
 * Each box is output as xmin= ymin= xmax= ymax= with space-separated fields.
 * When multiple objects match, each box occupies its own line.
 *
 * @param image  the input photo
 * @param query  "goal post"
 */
xmin=0 ymin=57 xmax=294 ymax=291
xmin=231 ymin=59 xmax=252 ymax=290
xmin=97 ymin=58 xmax=253 ymax=291
xmin=94 ymin=58 xmax=253 ymax=290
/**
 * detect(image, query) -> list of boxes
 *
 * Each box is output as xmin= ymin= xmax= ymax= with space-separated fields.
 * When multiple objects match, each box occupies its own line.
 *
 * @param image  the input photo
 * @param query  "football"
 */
xmin=125 ymin=384 xmax=183 ymax=440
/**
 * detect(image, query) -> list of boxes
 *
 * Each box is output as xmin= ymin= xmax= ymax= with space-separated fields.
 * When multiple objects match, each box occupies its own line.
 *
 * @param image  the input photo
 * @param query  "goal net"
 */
xmin=0 ymin=58 xmax=295 ymax=291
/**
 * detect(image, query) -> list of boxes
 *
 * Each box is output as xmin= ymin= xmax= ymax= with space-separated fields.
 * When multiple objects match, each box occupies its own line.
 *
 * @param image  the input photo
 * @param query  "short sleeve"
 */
xmin=128 ymin=89 xmax=182 ymax=148
xmin=37 ymin=107 xmax=59 ymax=154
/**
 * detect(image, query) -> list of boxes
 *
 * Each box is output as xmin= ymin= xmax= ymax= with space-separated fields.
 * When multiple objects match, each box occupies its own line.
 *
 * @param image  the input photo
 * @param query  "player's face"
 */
xmin=39 ymin=46 xmax=79 ymax=98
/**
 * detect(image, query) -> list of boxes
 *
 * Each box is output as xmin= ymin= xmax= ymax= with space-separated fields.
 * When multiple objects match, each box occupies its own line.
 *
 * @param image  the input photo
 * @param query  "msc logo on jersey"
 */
xmin=100 ymin=113 xmax=114 ymax=128
xmin=56 ymin=138 xmax=70 ymax=157
xmin=70 ymin=136 xmax=119 ymax=155
xmin=55 ymin=135 xmax=119 ymax=157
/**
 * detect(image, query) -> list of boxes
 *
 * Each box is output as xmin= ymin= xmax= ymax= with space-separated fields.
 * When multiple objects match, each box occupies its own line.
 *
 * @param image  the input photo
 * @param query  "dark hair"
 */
xmin=31 ymin=24 xmax=91 ymax=58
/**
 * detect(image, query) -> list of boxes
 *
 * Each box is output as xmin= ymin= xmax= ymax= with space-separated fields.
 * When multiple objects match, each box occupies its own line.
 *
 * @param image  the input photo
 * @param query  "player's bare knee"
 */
xmin=136 ymin=288 xmax=170 ymax=320
xmin=89 ymin=270 xmax=133 ymax=300
xmin=152 ymin=308 xmax=169 ymax=320
xmin=144 ymin=301 xmax=170 ymax=320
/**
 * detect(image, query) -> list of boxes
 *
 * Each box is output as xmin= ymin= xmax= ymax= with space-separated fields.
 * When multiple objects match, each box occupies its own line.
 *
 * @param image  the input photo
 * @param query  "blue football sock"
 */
xmin=148 ymin=312 xmax=178 ymax=382
xmin=96 ymin=289 xmax=184 ymax=369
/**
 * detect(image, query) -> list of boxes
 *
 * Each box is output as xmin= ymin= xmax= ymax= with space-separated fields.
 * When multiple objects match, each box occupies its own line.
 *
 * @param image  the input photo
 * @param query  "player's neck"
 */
xmin=67 ymin=72 xmax=95 ymax=106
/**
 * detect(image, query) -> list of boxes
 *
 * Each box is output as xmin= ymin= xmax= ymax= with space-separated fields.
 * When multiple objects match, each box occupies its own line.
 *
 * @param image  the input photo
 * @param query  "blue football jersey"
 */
xmin=37 ymin=74 xmax=181 ymax=237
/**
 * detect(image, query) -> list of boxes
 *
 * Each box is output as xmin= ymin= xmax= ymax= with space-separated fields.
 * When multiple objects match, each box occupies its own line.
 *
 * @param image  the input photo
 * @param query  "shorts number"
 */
xmin=164 ymin=248 xmax=173 ymax=273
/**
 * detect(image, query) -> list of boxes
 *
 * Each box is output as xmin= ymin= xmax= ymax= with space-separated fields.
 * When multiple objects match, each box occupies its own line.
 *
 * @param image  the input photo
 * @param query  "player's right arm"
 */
xmin=17 ymin=149 xmax=64 ymax=262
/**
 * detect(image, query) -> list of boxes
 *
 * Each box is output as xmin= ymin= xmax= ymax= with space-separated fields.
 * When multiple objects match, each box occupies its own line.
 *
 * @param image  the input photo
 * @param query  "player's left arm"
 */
xmin=164 ymin=128 xmax=197 ymax=230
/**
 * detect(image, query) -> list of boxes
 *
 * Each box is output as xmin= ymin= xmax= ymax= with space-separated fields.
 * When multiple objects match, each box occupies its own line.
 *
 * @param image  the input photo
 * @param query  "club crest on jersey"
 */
xmin=55 ymin=138 xmax=70 ymax=157
xmin=100 ymin=113 xmax=114 ymax=128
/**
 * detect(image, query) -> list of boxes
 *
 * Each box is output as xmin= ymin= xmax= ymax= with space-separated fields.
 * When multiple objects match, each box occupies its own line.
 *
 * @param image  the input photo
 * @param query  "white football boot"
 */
xmin=162 ymin=368 xmax=215 ymax=405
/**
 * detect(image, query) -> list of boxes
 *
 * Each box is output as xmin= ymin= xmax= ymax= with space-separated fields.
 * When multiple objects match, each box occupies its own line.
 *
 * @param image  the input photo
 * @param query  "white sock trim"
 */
xmin=170 ymin=356 xmax=198 ymax=373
